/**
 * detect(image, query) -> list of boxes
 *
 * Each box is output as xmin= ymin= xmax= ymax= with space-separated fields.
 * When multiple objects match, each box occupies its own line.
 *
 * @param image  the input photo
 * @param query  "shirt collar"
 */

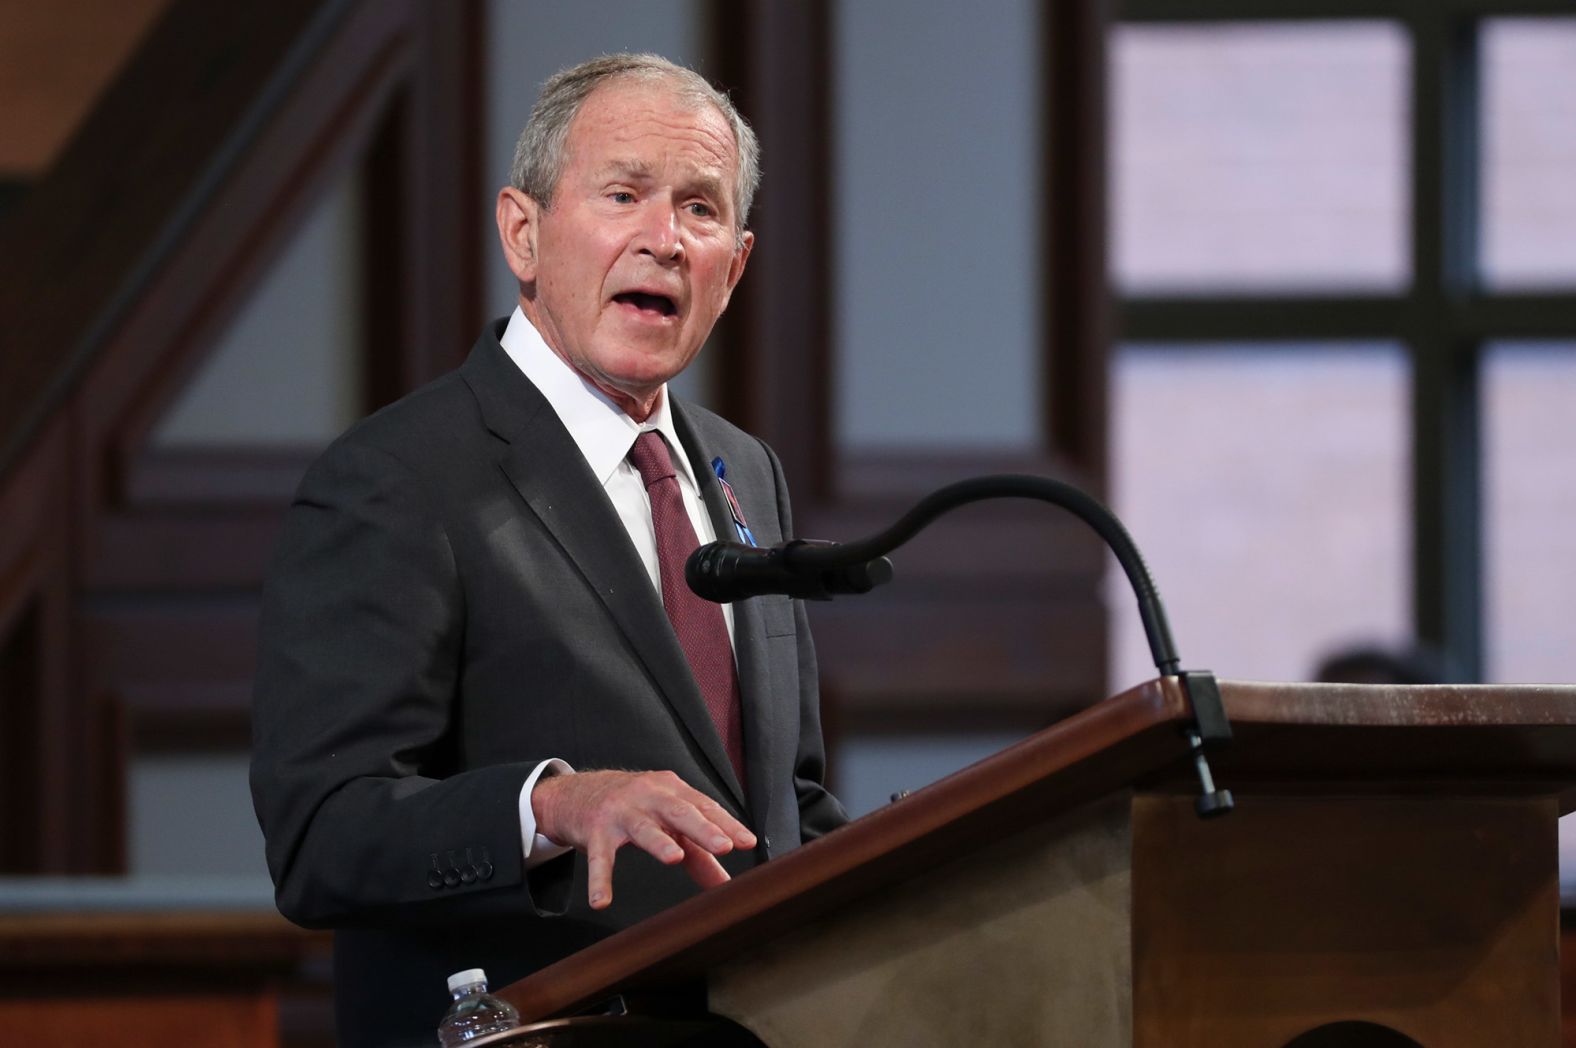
xmin=499 ymin=306 xmax=700 ymax=490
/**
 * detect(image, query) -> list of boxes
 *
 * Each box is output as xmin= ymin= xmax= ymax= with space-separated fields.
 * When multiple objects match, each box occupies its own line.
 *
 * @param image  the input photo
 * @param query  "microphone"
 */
xmin=686 ymin=540 xmax=894 ymax=602
xmin=684 ymin=473 xmax=1233 ymax=818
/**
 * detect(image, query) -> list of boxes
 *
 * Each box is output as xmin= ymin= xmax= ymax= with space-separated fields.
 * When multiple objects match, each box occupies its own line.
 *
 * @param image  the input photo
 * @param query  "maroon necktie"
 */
xmin=628 ymin=431 xmax=746 ymax=785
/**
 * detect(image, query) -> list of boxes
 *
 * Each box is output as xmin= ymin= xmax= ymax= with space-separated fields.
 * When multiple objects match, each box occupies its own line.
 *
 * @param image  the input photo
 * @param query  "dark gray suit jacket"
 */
xmin=250 ymin=320 xmax=845 ymax=1047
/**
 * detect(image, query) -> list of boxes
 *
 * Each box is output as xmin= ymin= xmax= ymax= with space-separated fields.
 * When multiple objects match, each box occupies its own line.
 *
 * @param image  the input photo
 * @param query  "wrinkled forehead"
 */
xmin=566 ymin=77 xmax=739 ymax=173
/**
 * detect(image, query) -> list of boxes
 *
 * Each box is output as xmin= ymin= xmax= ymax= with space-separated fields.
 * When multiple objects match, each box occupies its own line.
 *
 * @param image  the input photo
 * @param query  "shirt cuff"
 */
xmin=518 ymin=758 xmax=575 ymax=870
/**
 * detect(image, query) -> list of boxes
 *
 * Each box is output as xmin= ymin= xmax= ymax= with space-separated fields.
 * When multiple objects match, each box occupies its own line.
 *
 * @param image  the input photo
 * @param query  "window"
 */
xmin=1111 ymin=5 xmax=1576 ymax=684
xmin=1111 ymin=343 xmax=1409 ymax=688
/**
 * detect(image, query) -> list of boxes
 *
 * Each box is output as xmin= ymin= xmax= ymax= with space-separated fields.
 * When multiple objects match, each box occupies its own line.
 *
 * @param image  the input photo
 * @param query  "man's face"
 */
xmin=505 ymin=79 xmax=753 ymax=417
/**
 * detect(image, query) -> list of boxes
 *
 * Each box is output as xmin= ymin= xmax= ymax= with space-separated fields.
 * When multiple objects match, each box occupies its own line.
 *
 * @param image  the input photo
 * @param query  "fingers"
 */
xmin=587 ymin=812 xmax=686 ymax=909
xmin=659 ymin=796 xmax=755 ymax=857
xmin=585 ymin=835 xmax=616 ymax=910
xmin=689 ymin=796 xmax=757 ymax=852
xmin=532 ymin=769 xmax=756 ymax=909
xmin=678 ymin=837 xmax=732 ymax=889
xmin=627 ymin=815 xmax=686 ymax=865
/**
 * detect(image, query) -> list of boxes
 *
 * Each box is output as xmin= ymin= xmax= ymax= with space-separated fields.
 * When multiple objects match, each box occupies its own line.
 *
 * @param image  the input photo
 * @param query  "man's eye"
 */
xmin=609 ymin=191 xmax=635 ymax=204
xmin=686 ymin=202 xmax=714 ymax=218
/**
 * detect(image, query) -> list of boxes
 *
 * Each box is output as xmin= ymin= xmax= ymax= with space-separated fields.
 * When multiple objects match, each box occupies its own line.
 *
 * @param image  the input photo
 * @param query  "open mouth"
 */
xmin=613 ymin=291 xmax=678 ymax=317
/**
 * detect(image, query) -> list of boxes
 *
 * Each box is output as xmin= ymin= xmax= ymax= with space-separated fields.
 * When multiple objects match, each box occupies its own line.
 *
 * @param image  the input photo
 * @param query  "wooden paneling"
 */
xmin=0 ymin=993 xmax=277 ymax=1048
xmin=1133 ymin=793 xmax=1558 ymax=1047
xmin=1563 ymin=918 xmax=1576 ymax=1048
xmin=0 ymin=0 xmax=171 ymax=175
xmin=84 ymin=513 xmax=285 ymax=591
xmin=0 ymin=0 xmax=331 ymax=476
xmin=0 ymin=0 xmax=483 ymax=867
xmin=0 ymin=910 xmax=331 ymax=1048
xmin=0 ymin=414 xmax=119 ymax=872
xmin=1044 ymin=0 xmax=1113 ymax=479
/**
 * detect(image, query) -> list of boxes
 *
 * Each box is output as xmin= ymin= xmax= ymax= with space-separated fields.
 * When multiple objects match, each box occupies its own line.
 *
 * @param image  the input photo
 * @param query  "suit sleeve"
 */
xmin=249 ymin=437 xmax=570 ymax=929
xmin=760 ymin=440 xmax=849 ymax=841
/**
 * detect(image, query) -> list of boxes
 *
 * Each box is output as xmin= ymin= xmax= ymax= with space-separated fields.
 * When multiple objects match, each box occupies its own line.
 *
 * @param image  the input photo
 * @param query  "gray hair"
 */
xmin=509 ymin=53 xmax=761 ymax=237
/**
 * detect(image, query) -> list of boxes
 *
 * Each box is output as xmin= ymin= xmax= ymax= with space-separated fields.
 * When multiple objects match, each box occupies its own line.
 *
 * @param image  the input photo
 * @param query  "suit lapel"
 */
xmin=673 ymin=402 xmax=776 ymax=826
xmin=460 ymin=331 xmax=746 ymax=811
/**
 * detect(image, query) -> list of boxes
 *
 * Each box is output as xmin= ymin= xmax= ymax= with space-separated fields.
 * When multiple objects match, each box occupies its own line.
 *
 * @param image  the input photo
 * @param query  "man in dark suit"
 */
xmin=250 ymin=53 xmax=846 ymax=1047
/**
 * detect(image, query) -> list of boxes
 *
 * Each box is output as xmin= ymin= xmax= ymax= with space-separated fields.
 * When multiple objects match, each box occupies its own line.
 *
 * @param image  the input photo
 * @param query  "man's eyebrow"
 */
xmin=597 ymin=159 xmax=656 ymax=181
xmin=688 ymin=172 xmax=727 ymax=203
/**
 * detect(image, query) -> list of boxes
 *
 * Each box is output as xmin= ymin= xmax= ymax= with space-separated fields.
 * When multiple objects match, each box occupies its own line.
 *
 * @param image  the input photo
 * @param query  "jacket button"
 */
xmin=427 ymin=870 xmax=443 ymax=890
xmin=477 ymin=861 xmax=494 ymax=880
xmin=443 ymin=868 xmax=461 ymax=888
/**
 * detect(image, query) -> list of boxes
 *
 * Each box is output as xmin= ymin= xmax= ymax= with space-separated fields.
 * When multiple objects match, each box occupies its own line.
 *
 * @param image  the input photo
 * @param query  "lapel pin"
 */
xmin=711 ymin=457 xmax=757 ymax=547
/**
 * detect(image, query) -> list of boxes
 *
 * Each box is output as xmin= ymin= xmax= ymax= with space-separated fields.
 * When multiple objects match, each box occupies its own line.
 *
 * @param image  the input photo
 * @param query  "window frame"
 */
xmin=1113 ymin=0 xmax=1576 ymax=681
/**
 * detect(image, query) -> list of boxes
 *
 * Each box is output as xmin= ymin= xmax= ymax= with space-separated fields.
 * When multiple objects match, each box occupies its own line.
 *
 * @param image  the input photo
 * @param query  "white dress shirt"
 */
xmin=498 ymin=307 xmax=736 ymax=866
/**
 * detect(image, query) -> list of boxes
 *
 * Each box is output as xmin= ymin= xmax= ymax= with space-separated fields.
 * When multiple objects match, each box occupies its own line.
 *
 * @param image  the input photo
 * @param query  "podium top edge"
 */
xmin=1203 ymin=678 xmax=1576 ymax=729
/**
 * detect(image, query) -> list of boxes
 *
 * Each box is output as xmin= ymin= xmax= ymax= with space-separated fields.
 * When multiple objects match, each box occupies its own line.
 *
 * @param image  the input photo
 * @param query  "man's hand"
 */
xmin=531 ymin=770 xmax=756 ymax=910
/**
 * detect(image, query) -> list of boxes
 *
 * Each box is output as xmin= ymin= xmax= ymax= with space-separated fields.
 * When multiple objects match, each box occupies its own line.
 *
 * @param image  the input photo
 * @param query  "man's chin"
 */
xmin=604 ymin=346 xmax=699 ymax=387
xmin=580 ymin=364 xmax=683 ymax=420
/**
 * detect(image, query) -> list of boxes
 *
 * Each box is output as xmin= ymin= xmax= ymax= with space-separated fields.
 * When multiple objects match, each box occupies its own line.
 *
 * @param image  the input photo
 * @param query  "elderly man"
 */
xmin=251 ymin=53 xmax=846 ymax=1047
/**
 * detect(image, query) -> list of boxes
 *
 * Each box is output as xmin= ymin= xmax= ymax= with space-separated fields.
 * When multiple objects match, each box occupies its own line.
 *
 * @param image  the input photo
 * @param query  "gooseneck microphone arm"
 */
xmin=796 ymin=475 xmax=1182 ymax=676
xmin=686 ymin=473 xmax=1234 ymax=818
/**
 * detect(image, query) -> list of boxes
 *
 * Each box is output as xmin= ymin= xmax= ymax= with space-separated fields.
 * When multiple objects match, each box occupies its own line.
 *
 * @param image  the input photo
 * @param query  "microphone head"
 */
xmin=687 ymin=541 xmax=895 ymax=603
xmin=685 ymin=541 xmax=773 ymax=602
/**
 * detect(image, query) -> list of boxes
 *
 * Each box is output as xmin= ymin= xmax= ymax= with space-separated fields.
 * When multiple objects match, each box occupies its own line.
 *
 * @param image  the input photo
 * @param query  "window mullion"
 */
xmin=1409 ymin=12 xmax=1484 ymax=679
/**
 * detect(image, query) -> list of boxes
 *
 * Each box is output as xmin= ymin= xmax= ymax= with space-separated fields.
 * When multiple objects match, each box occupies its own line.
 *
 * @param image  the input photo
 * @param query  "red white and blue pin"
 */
xmin=711 ymin=457 xmax=757 ymax=547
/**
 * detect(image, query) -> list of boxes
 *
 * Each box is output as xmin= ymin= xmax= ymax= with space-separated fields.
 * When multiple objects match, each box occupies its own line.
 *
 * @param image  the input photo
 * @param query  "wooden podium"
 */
xmin=494 ymin=678 xmax=1576 ymax=1047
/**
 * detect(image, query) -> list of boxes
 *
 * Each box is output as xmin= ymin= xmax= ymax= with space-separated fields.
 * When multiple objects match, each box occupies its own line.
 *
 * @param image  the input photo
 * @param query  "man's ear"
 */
xmin=719 ymin=229 xmax=754 ymax=309
xmin=496 ymin=186 xmax=541 ymax=285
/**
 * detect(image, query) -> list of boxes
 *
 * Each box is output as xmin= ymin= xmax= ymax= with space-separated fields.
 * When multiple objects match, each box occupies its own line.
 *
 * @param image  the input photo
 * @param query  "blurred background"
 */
xmin=0 ymin=0 xmax=1572 ymax=1042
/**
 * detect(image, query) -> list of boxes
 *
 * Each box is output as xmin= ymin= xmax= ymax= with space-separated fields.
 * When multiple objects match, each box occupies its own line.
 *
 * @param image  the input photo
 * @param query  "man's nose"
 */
xmin=635 ymin=202 xmax=684 ymax=263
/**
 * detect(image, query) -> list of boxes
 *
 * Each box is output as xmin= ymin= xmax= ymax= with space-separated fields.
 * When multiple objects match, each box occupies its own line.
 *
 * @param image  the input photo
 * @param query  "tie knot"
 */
xmin=629 ymin=430 xmax=677 ymax=487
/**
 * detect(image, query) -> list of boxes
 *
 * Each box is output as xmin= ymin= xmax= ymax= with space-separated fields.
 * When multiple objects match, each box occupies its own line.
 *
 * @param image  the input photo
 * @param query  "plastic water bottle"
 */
xmin=436 ymin=968 xmax=521 ymax=1045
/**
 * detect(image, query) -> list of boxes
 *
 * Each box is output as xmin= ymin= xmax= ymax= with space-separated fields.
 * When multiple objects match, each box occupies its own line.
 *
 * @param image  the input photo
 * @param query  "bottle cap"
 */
xmin=447 ymin=968 xmax=487 ymax=993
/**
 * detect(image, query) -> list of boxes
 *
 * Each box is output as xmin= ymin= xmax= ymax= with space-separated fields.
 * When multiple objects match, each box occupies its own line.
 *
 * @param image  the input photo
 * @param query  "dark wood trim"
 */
xmin=0 ymin=911 xmax=321 ymax=971
xmin=93 ymin=4 xmax=424 ymax=506
xmin=0 ymin=416 xmax=118 ymax=873
xmin=1121 ymin=293 xmax=1576 ymax=343
xmin=0 ymin=0 xmax=349 ymax=481
xmin=1045 ymin=0 xmax=1114 ymax=491
xmin=364 ymin=0 xmax=485 ymax=409
xmin=1410 ymin=12 xmax=1484 ymax=679
xmin=0 ymin=601 xmax=47 ymax=871
xmin=709 ymin=0 xmax=834 ymax=498
xmin=0 ymin=910 xmax=333 ymax=1045
xmin=364 ymin=98 xmax=412 ymax=412
xmin=84 ymin=599 xmax=261 ymax=750
xmin=0 ymin=0 xmax=486 ymax=864
xmin=121 ymin=448 xmax=318 ymax=507
xmin=807 ymin=592 xmax=1109 ymax=728
xmin=84 ymin=514 xmax=284 ymax=591
xmin=124 ymin=689 xmax=255 ymax=752
xmin=0 ymin=0 xmax=171 ymax=179
xmin=1120 ymin=296 xmax=1414 ymax=342
xmin=413 ymin=0 xmax=486 ymax=377
xmin=1470 ymin=294 xmax=1576 ymax=336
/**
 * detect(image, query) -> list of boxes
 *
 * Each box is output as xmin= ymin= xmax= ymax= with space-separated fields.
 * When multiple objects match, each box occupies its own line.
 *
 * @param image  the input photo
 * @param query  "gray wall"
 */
xmin=833 ymin=0 xmax=1042 ymax=452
